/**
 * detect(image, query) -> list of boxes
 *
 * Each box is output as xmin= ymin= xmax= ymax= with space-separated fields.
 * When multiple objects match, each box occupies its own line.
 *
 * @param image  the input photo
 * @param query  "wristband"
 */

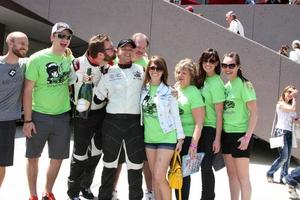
xmin=24 ymin=120 xmax=33 ymax=123
xmin=189 ymin=143 xmax=197 ymax=149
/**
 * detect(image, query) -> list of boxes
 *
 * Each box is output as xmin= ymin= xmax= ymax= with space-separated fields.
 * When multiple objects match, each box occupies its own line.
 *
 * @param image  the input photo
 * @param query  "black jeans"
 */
xmin=175 ymin=127 xmax=216 ymax=200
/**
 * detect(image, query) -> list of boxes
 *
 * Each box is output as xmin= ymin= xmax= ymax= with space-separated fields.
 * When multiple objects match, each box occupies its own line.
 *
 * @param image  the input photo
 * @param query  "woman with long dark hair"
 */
xmin=140 ymin=55 xmax=185 ymax=200
xmin=197 ymin=48 xmax=225 ymax=200
xmin=221 ymin=52 xmax=258 ymax=200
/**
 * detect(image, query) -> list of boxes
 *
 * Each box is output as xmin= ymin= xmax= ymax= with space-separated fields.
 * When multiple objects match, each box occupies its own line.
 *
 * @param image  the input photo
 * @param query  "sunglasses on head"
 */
xmin=203 ymin=59 xmax=216 ymax=64
xmin=221 ymin=63 xmax=236 ymax=69
xmin=149 ymin=66 xmax=163 ymax=72
xmin=57 ymin=33 xmax=72 ymax=40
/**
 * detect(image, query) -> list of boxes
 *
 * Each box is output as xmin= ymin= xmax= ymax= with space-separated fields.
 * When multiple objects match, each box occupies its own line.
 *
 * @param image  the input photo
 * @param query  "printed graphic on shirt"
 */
xmin=133 ymin=71 xmax=143 ymax=80
xmin=142 ymin=94 xmax=157 ymax=117
xmin=224 ymin=89 xmax=235 ymax=112
xmin=179 ymin=107 xmax=184 ymax=115
xmin=8 ymin=69 xmax=16 ymax=77
xmin=46 ymin=62 xmax=70 ymax=84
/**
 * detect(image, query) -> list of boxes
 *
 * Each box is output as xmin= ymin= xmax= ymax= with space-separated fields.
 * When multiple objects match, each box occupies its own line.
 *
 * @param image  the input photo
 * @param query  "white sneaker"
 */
xmin=112 ymin=190 xmax=119 ymax=200
xmin=288 ymin=185 xmax=299 ymax=199
xmin=145 ymin=191 xmax=155 ymax=200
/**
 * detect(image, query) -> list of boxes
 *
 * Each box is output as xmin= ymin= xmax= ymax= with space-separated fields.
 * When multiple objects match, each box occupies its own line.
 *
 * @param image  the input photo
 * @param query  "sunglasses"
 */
xmin=104 ymin=47 xmax=114 ymax=51
xmin=203 ymin=59 xmax=216 ymax=64
xmin=57 ymin=34 xmax=72 ymax=40
xmin=221 ymin=63 xmax=236 ymax=69
xmin=149 ymin=66 xmax=163 ymax=72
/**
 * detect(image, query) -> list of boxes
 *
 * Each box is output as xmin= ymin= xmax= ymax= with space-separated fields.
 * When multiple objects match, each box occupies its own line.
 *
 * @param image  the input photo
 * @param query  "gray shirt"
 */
xmin=0 ymin=56 xmax=27 ymax=121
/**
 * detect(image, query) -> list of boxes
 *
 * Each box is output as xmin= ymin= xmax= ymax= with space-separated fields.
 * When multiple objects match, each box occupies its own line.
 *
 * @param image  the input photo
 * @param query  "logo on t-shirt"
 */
xmin=133 ymin=71 xmax=143 ymax=80
xmin=46 ymin=62 xmax=69 ymax=84
xmin=8 ymin=69 xmax=16 ymax=77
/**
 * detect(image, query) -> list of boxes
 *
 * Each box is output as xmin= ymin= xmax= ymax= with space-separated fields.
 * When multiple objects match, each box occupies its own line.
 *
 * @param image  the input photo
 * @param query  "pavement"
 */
xmin=0 ymin=126 xmax=299 ymax=200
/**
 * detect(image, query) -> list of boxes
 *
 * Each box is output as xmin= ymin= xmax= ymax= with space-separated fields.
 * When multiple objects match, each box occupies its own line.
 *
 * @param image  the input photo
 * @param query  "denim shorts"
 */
xmin=145 ymin=142 xmax=176 ymax=150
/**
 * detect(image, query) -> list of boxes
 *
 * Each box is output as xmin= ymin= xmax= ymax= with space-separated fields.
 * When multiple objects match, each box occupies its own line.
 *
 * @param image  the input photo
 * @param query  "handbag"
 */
xmin=168 ymin=151 xmax=183 ymax=200
xmin=269 ymin=109 xmax=284 ymax=149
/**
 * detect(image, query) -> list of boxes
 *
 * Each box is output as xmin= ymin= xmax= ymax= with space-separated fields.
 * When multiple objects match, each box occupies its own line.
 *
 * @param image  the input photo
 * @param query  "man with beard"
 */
xmin=95 ymin=39 xmax=145 ymax=200
xmin=0 ymin=31 xmax=28 ymax=189
xmin=23 ymin=22 xmax=76 ymax=200
xmin=67 ymin=34 xmax=116 ymax=200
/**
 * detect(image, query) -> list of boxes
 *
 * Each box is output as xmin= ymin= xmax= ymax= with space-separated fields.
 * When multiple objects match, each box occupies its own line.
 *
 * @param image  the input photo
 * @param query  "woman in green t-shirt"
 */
xmin=174 ymin=58 xmax=205 ymax=200
xmin=221 ymin=52 xmax=258 ymax=200
xmin=197 ymin=48 xmax=225 ymax=200
xmin=140 ymin=56 xmax=185 ymax=200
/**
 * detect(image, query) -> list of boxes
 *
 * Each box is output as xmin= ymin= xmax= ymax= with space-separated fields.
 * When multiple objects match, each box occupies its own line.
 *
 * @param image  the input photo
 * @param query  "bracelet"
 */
xmin=189 ymin=143 xmax=197 ymax=149
xmin=24 ymin=120 xmax=33 ymax=123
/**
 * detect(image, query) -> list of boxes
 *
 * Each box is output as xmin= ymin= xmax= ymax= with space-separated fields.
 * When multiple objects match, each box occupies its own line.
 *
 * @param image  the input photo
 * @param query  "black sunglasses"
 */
xmin=203 ymin=59 xmax=217 ymax=64
xmin=221 ymin=63 xmax=236 ymax=69
xmin=149 ymin=66 xmax=163 ymax=72
xmin=57 ymin=33 xmax=72 ymax=40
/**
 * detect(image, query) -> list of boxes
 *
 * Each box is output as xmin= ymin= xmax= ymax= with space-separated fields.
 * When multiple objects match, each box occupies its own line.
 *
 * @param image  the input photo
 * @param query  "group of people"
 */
xmin=10 ymin=20 xmax=300 ymax=200
xmin=278 ymin=40 xmax=300 ymax=64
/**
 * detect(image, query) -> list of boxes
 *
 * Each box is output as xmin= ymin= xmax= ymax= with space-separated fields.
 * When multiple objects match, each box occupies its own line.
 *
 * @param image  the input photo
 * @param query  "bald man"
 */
xmin=0 ymin=31 xmax=28 ymax=188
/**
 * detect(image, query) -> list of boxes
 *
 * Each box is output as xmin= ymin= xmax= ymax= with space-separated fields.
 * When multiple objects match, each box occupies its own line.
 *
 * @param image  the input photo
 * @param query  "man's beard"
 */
xmin=104 ymin=52 xmax=116 ymax=62
xmin=12 ymin=46 xmax=26 ymax=58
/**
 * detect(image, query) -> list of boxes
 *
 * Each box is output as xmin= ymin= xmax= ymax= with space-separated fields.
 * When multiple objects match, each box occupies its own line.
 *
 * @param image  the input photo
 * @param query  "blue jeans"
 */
xmin=267 ymin=129 xmax=292 ymax=181
xmin=285 ymin=166 xmax=300 ymax=187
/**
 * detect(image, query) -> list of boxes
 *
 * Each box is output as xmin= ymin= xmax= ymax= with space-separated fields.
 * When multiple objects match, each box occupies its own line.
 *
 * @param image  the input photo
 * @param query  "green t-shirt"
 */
xmin=200 ymin=75 xmax=225 ymax=128
xmin=143 ymin=85 xmax=177 ymax=143
xmin=177 ymin=85 xmax=205 ymax=137
xmin=25 ymin=48 xmax=73 ymax=115
xmin=223 ymin=77 xmax=256 ymax=133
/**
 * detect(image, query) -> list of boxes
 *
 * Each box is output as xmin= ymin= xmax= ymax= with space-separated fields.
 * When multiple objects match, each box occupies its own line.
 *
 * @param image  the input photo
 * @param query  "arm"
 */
xmin=22 ymin=79 xmax=36 ymax=138
xmin=213 ymin=103 xmax=223 ymax=154
xmin=238 ymin=100 xmax=258 ymax=150
xmin=188 ymin=107 xmax=205 ymax=158
xmin=170 ymin=95 xmax=185 ymax=152
xmin=279 ymin=98 xmax=296 ymax=112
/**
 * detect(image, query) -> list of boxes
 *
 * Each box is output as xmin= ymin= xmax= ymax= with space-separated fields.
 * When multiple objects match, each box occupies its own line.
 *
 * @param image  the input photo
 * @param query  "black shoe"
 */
xmin=80 ymin=188 xmax=94 ymax=199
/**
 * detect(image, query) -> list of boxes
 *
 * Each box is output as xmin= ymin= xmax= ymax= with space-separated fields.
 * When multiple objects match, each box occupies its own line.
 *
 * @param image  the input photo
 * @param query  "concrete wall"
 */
xmin=12 ymin=0 xmax=300 ymax=158
xmin=188 ymin=5 xmax=300 ymax=52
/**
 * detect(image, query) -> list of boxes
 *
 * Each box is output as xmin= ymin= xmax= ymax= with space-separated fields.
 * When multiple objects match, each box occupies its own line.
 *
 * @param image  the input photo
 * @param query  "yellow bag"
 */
xmin=168 ymin=151 xmax=183 ymax=189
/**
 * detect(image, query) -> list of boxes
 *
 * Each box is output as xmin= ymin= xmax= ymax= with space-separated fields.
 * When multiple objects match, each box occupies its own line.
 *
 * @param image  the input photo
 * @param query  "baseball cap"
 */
xmin=117 ymin=39 xmax=136 ymax=49
xmin=51 ymin=22 xmax=73 ymax=34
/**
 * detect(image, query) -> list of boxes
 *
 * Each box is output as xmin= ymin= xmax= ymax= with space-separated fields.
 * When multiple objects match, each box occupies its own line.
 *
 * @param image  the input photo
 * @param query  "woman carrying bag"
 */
xmin=266 ymin=85 xmax=298 ymax=184
xmin=140 ymin=56 xmax=185 ymax=200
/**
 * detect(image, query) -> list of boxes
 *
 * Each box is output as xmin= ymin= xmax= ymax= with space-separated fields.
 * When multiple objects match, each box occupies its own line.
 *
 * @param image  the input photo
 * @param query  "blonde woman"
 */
xmin=266 ymin=85 xmax=298 ymax=184
xmin=174 ymin=58 xmax=205 ymax=200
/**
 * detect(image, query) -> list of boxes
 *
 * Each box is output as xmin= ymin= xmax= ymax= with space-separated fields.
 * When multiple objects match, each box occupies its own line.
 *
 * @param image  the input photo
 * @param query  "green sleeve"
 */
xmin=25 ymin=55 xmax=39 ymax=81
xmin=211 ymin=79 xmax=225 ymax=104
xmin=190 ymin=89 xmax=205 ymax=109
xmin=242 ymin=82 xmax=256 ymax=103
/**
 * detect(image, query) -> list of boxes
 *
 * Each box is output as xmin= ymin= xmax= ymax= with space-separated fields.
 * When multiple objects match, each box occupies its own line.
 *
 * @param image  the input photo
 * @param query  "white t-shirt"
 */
xmin=275 ymin=103 xmax=296 ymax=131
xmin=228 ymin=19 xmax=245 ymax=37
xmin=289 ymin=49 xmax=300 ymax=64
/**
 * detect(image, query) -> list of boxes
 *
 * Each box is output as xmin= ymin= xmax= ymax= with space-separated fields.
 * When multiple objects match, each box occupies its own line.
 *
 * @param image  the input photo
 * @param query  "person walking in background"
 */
xmin=94 ymin=39 xmax=145 ymax=200
xmin=225 ymin=11 xmax=245 ymax=37
xmin=174 ymin=58 xmax=205 ymax=200
xmin=197 ymin=49 xmax=225 ymax=200
xmin=141 ymin=56 xmax=185 ymax=200
xmin=67 ymin=34 xmax=116 ymax=200
xmin=289 ymin=40 xmax=300 ymax=64
xmin=0 ymin=31 xmax=28 ymax=189
xmin=266 ymin=85 xmax=298 ymax=184
xmin=23 ymin=22 xmax=75 ymax=200
xmin=221 ymin=52 xmax=258 ymax=200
